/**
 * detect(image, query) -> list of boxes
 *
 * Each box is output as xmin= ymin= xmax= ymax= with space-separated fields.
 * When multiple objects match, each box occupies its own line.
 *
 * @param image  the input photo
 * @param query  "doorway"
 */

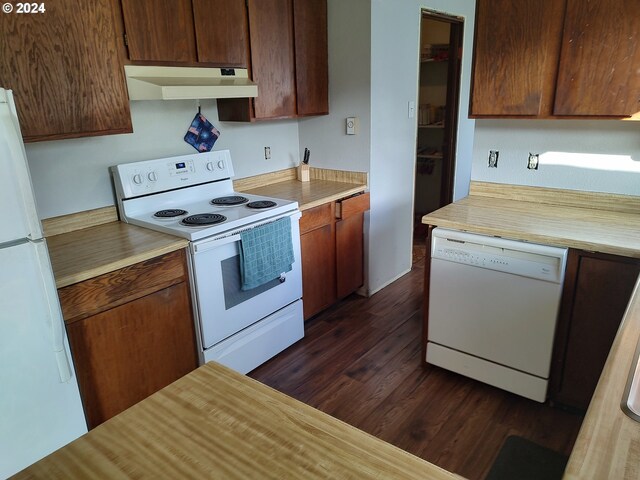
xmin=412 ymin=11 xmax=463 ymax=263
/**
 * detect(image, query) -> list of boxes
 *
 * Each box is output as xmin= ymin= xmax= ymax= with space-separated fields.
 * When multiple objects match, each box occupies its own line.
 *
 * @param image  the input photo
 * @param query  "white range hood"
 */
xmin=124 ymin=65 xmax=258 ymax=101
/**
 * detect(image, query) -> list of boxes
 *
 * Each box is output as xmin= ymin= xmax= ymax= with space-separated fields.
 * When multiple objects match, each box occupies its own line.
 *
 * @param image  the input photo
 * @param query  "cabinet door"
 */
xmin=336 ymin=214 xmax=364 ymax=299
xmin=121 ymin=0 xmax=197 ymax=62
xmin=469 ymin=0 xmax=565 ymax=116
xmin=247 ymin=0 xmax=297 ymax=119
xmin=299 ymin=203 xmax=336 ymax=319
xmin=554 ymin=0 xmax=640 ymax=116
xmin=67 ymin=282 xmax=198 ymax=429
xmin=293 ymin=0 xmax=329 ymax=116
xmin=0 ymin=0 xmax=132 ymax=141
xmin=551 ymin=252 xmax=640 ymax=410
xmin=193 ymin=0 xmax=249 ymax=67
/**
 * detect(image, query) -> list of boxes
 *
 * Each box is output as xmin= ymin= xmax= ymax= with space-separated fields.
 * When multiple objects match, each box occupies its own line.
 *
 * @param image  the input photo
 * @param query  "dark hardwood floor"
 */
xmin=249 ymin=258 xmax=584 ymax=480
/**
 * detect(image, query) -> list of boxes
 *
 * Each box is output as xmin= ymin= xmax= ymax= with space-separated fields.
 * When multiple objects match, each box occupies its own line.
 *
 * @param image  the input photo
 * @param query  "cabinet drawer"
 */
xmin=300 ymin=203 xmax=333 ymax=234
xmin=58 ymin=249 xmax=188 ymax=323
xmin=336 ymin=192 xmax=370 ymax=219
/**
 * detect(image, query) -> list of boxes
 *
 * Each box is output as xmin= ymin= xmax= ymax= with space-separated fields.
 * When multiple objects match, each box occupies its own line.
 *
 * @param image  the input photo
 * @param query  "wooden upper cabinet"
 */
xmin=193 ymin=0 xmax=249 ymax=67
xmin=0 ymin=0 xmax=132 ymax=142
xmin=554 ymin=0 xmax=640 ymax=117
xmin=471 ymin=0 xmax=640 ymax=118
xmin=121 ymin=0 xmax=198 ymax=62
xmin=469 ymin=0 xmax=566 ymax=116
xmin=247 ymin=0 xmax=297 ymax=119
xmin=293 ymin=0 xmax=329 ymax=116
xmin=218 ymin=0 xmax=329 ymax=121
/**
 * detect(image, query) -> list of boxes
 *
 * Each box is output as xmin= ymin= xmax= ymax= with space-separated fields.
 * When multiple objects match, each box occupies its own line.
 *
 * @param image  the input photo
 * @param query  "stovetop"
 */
xmin=121 ymin=186 xmax=297 ymax=241
xmin=111 ymin=150 xmax=299 ymax=241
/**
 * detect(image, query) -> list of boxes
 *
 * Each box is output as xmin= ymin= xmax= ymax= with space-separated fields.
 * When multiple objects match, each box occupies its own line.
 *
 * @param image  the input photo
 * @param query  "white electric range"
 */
xmin=111 ymin=150 xmax=304 ymax=374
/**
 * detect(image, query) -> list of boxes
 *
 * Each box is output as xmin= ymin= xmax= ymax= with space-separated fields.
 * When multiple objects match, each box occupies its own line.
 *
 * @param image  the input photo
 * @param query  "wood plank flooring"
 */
xmin=249 ymin=258 xmax=584 ymax=480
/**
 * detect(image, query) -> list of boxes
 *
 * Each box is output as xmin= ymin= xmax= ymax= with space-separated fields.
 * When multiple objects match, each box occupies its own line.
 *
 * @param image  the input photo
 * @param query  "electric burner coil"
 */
xmin=181 ymin=213 xmax=227 ymax=226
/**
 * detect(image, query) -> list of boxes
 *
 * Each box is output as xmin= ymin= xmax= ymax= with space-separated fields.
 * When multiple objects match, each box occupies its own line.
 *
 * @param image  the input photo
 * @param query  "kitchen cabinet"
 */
xmin=553 ymin=0 xmax=640 ymax=116
xmin=293 ymin=0 xmax=329 ymax=116
xmin=59 ymin=249 xmax=198 ymax=429
xmin=217 ymin=0 xmax=328 ymax=121
xmin=469 ymin=0 xmax=565 ymax=117
xmin=300 ymin=204 xmax=336 ymax=319
xmin=120 ymin=0 xmax=249 ymax=67
xmin=549 ymin=250 xmax=640 ymax=410
xmin=470 ymin=0 xmax=640 ymax=118
xmin=300 ymin=193 xmax=369 ymax=319
xmin=0 ymin=0 xmax=132 ymax=142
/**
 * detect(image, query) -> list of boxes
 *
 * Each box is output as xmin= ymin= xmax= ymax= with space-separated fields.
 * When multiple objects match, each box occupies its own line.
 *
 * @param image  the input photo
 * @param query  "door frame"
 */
xmin=414 ymin=10 xmax=464 ymax=223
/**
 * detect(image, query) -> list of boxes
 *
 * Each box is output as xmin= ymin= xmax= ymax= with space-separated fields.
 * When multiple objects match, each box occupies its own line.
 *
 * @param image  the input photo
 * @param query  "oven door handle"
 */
xmin=192 ymin=234 xmax=241 ymax=253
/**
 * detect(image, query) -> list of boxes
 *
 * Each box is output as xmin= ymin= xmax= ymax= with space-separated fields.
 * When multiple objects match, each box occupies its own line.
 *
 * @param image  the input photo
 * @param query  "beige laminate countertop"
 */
xmin=15 ymin=362 xmax=459 ymax=480
xmin=47 ymin=222 xmax=189 ymax=288
xmin=240 ymin=179 xmax=367 ymax=211
xmin=46 ymin=169 xmax=366 ymax=288
xmin=422 ymin=195 xmax=640 ymax=258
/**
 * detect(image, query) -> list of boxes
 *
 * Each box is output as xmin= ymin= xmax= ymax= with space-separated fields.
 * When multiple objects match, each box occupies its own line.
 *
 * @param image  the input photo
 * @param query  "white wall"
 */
xmin=369 ymin=0 xmax=476 ymax=294
xmin=472 ymin=120 xmax=640 ymax=195
xmin=297 ymin=0 xmax=371 ymax=173
xmin=297 ymin=0 xmax=373 ymax=291
xmin=25 ymin=100 xmax=299 ymax=219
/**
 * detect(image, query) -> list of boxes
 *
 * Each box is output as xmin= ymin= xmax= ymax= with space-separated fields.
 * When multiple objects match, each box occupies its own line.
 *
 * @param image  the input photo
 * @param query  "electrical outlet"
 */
xmin=264 ymin=146 xmax=271 ymax=160
xmin=527 ymin=153 xmax=539 ymax=170
xmin=488 ymin=150 xmax=499 ymax=168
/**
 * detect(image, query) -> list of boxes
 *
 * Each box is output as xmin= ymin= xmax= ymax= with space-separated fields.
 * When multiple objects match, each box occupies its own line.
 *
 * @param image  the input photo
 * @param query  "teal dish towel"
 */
xmin=239 ymin=217 xmax=294 ymax=291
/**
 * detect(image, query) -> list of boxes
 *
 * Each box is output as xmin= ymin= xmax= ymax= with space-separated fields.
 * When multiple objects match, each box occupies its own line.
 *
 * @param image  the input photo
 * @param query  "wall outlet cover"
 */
xmin=488 ymin=150 xmax=499 ymax=168
xmin=527 ymin=153 xmax=539 ymax=170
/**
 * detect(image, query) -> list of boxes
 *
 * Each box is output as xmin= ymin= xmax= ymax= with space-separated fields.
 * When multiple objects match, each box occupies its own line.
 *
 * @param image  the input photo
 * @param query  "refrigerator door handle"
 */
xmin=34 ymin=239 xmax=73 ymax=382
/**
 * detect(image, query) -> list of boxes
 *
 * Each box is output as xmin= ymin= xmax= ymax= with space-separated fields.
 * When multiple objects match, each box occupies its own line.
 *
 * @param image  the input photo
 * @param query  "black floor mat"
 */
xmin=485 ymin=435 xmax=568 ymax=480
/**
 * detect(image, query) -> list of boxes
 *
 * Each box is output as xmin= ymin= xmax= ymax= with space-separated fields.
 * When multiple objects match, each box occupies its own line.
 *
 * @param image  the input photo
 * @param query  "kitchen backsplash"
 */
xmin=472 ymin=119 xmax=640 ymax=196
xmin=25 ymin=100 xmax=300 ymax=220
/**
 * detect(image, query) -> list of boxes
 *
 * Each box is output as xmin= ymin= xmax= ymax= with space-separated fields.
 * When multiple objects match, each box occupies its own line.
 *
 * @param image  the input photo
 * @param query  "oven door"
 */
xmin=190 ymin=212 xmax=302 ymax=349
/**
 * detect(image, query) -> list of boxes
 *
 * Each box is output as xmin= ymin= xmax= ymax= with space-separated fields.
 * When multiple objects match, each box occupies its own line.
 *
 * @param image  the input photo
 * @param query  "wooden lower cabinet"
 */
xmin=299 ymin=193 xmax=369 ymax=320
xmin=336 ymin=212 xmax=364 ymax=299
xmin=549 ymin=250 xmax=640 ymax=410
xmin=59 ymin=249 xmax=198 ymax=429
xmin=301 ymin=222 xmax=336 ymax=319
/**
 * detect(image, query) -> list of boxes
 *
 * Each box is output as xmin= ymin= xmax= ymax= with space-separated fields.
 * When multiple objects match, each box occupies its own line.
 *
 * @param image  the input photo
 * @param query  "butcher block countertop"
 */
xmin=234 ymin=166 xmax=368 ymax=211
xmin=15 ymin=362 xmax=458 ymax=480
xmin=46 ymin=216 xmax=188 ymax=288
xmin=422 ymin=182 xmax=640 ymax=258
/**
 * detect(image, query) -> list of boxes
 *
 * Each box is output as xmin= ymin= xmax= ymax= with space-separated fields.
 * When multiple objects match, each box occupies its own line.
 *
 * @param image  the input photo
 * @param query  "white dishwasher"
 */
xmin=426 ymin=228 xmax=567 ymax=402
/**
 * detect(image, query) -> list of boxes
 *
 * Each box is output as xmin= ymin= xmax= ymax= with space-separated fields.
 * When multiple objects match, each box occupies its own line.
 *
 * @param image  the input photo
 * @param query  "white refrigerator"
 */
xmin=0 ymin=88 xmax=87 ymax=477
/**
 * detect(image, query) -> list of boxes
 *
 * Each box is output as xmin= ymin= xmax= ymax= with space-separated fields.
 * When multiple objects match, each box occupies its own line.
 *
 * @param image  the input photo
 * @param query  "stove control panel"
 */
xmin=111 ymin=150 xmax=234 ymax=199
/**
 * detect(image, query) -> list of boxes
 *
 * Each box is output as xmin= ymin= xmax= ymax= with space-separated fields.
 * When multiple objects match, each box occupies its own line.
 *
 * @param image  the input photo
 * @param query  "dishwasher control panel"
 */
xmin=431 ymin=228 xmax=568 ymax=284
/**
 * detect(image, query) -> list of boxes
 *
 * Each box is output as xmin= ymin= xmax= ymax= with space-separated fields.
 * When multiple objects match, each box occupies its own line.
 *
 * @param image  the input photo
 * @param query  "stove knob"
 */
xmin=206 ymin=162 xmax=214 ymax=171
xmin=132 ymin=174 xmax=143 ymax=185
xmin=217 ymin=160 xmax=225 ymax=170
xmin=147 ymin=171 xmax=158 ymax=182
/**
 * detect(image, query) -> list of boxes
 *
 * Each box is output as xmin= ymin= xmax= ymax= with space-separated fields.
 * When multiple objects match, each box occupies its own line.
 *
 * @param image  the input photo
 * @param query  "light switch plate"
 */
xmin=408 ymin=101 xmax=416 ymax=118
